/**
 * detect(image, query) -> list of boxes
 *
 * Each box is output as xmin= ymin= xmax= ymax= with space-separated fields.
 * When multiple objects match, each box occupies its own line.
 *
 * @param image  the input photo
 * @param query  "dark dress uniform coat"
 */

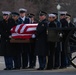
xmin=60 ymin=18 xmax=69 ymax=68
xmin=18 ymin=17 xmax=30 ymax=24
xmin=10 ymin=19 xmax=22 ymax=56
xmin=35 ymin=19 xmax=48 ymax=56
xmin=0 ymin=18 xmax=15 ymax=56
xmin=46 ymin=21 xmax=57 ymax=69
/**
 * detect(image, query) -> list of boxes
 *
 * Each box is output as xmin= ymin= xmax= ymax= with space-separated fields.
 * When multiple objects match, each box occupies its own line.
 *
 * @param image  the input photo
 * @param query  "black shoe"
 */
xmin=59 ymin=66 xmax=67 ymax=69
xmin=28 ymin=66 xmax=34 ymax=69
xmin=46 ymin=68 xmax=53 ymax=70
xmin=13 ymin=68 xmax=20 ymax=70
xmin=4 ymin=68 xmax=13 ymax=70
xmin=53 ymin=67 xmax=59 ymax=69
xmin=22 ymin=67 xmax=28 ymax=69
xmin=37 ymin=68 xmax=44 ymax=70
xmin=4 ymin=68 xmax=8 ymax=70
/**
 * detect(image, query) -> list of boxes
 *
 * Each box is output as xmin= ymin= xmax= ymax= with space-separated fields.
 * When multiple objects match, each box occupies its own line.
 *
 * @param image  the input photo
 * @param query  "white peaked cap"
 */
xmin=2 ymin=11 xmax=11 ymax=15
xmin=48 ymin=14 xmax=56 ymax=17
xmin=19 ymin=8 xmax=27 ymax=12
xmin=59 ymin=11 xmax=67 ymax=14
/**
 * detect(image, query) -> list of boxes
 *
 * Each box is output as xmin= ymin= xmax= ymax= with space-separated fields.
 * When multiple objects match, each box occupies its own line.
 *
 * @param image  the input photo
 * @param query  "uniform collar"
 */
xmin=21 ymin=16 xmax=26 ymax=21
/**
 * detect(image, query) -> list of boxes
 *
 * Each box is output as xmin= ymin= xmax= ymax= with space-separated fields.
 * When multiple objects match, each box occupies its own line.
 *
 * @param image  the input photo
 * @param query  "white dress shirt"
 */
xmin=21 ymin=16 xmax=26 ymax=21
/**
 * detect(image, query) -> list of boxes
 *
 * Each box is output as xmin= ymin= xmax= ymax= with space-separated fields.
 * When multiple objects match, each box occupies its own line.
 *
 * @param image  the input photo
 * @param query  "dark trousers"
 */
xmin=29 ymin=54 xmax=36 ymax=67
xmin=55 ymin=42 xmax=61 ymax=68
xmin=38 ymin=56 xmax=46 ymax=69
xmin=47 ymin=42 xmax=55 ymax=69
xmin=11 ymin=43 xmax=21 ymax=69
xmin=4 ymin=56 xmax=13 ymax=69
xmin=60 ymin=42 xmax=67 ymax=67
xmin=21 ymin=43 xmax=30 ymax=68
xmin=13 ymin=55 xmax=21 ymax=69
xmin=29 ymin=42 xmax=36 ymax=67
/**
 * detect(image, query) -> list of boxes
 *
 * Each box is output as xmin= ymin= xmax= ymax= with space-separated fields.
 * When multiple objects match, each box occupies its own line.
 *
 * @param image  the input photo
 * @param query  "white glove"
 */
xmin=59 ymin=33 xmax=63 ymax=37
xmin=9 ymin=36 xmax=12 ymax=38
xmin=32 ymin=34 xmax=36 ymax=38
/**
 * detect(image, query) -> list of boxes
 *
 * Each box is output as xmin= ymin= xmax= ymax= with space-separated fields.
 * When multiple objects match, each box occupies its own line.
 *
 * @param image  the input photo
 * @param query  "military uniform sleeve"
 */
xmin=0 ymin=21 xmax=2 ymax=34
xmin=36 ymin=22 xmax=47 ymax=36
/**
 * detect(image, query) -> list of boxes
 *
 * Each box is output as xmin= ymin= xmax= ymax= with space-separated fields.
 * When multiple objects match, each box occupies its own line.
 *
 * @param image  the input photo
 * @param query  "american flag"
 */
xmin=11 ymin=23 xmax=38 ymax=39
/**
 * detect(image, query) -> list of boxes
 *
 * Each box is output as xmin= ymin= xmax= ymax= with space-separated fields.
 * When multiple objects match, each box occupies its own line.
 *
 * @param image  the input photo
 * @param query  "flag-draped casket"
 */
xmin=11 ymin=23 xmax=38 ymax=39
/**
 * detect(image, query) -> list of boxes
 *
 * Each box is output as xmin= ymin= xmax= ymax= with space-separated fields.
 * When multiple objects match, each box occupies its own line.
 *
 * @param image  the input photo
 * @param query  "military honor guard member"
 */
xmin=11 ymin=12 xmax=21 ymax=70
xmin=18 ymin=8 xmax=30 ymax=24
xmin=11 ymin=12 xmax=20 ymax=25
xmin=46 ymin=14 xmax=57 ymax=70
xmin=60 ymin=11 xmax=68 ymax=69
xmin=35 ymin=11 xmax=48 ymax=70
xmin=18 ymin=8 xmax=30 ymax=69
xmin=52 ymin=13 xmax=61 ymax=69
xmin=28 ymin=13 xmax=37 ymax=23
xmin=28 ymin=13 xmax=37 ymax=68
xmin=66 ymin=14 xmax=74 ymax=27
xmin=65 ymin=14 xmax=74 ymax=67
xmin=0 ymin=11 xmax=16 ymax=70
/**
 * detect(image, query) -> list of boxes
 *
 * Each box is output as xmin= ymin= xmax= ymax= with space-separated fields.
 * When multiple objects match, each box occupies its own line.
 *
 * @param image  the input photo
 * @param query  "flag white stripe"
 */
xmin=15 ymin=24 xmax=21 ymax=33
xmin=25 ymin=24 xmax=38 ymax=26
xmin=12 ymin=33 xmax=32 ymax=36
xmin=26 ymin=27 xmax=36 ymax=32
xmin=20 ymin=25 xmax=27 ymax=33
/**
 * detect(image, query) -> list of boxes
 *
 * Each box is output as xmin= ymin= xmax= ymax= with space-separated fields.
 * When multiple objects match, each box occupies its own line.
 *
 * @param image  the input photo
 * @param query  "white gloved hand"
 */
xmin=59 ymin=33 xmax=63 ymax=37
xmin=32 ymin=34 xmax=36 ymax=38
xmin=9 ymin=36 xmax=12 ymax=38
